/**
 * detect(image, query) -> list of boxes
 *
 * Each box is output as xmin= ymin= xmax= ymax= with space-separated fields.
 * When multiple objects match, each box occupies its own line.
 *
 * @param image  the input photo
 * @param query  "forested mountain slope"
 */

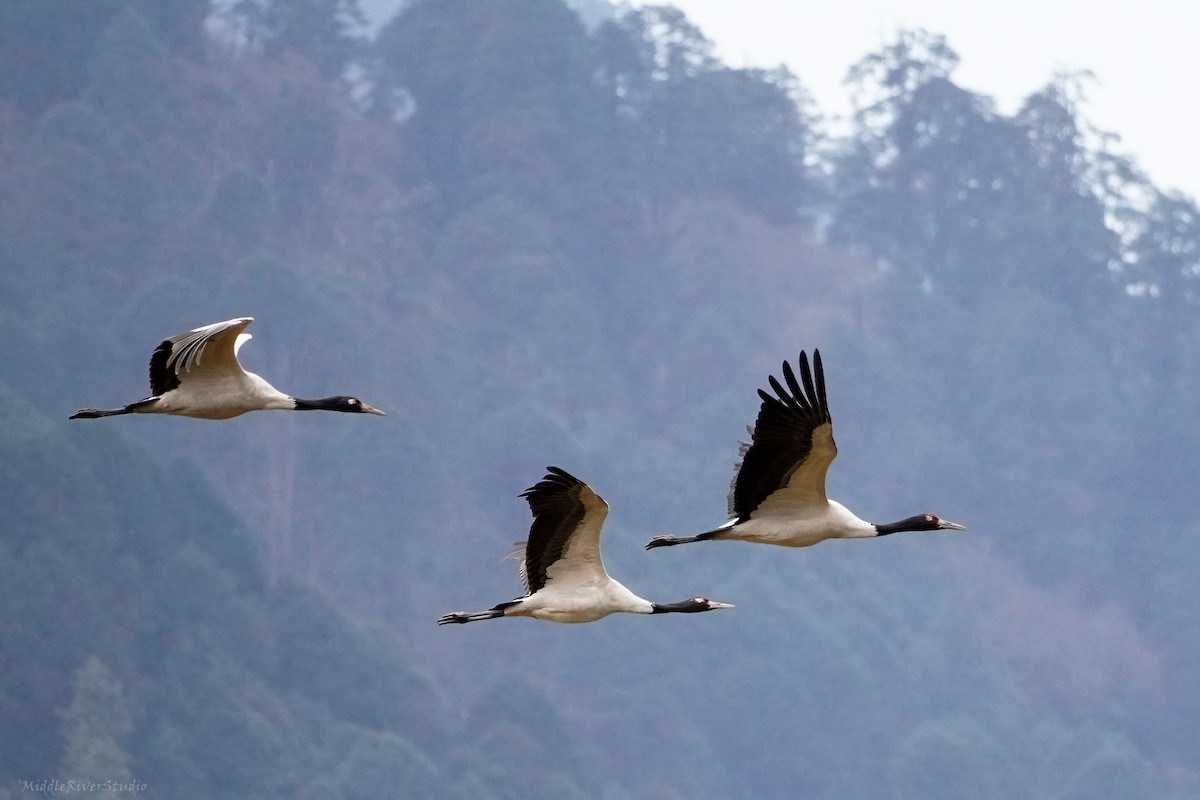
xmin=1 ymin=2 xmax=1197 ymax=797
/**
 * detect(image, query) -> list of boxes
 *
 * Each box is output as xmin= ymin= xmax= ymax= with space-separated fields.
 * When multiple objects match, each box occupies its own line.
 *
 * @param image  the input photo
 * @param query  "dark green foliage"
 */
xmin=85 ymin=9 xmax=183 ymax=141
xmin=1 ymin=4 xmax=1199 ymax=799
xmin=0 ymin=394 xmax=589 ymax=797
xmin=228 ymin=0 xmax=367 ymax=82
xmin=263 ymin=581 xmax=431 ymax=732
xmin=376 ymin=0 xmax=604 ymax=231
xmin=253 ymin=88 xmax=340 ymax=243
xmin=0 ymin=1 xmax=129 ymax=113
xmin=206 ymin=168 xmax=274 ymax=256
xmin=832 ymin=33 xmax=1139 ymax=312
xmin=300 ymin=729 xmax=444 ymax=800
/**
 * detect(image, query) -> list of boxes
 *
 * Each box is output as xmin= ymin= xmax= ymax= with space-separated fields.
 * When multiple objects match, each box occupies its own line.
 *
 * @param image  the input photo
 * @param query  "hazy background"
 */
xmin=1 ymin=1 xmax=1197 ymax=798
xmin=655 ymin=0 xmax=1200 ymax=198
xmin=365 ymin=0 xmax=1200 ymax=196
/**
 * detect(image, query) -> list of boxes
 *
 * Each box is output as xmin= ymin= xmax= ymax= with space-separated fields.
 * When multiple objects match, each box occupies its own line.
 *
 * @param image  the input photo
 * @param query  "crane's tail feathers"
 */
xmin=645 ymin=531 xmax=716 ymax=550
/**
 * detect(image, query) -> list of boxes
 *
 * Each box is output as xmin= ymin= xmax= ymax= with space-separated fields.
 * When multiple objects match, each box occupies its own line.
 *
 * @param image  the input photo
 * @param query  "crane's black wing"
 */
xmin=516 ymin=466 xmax=609 ymax=594
xmin=147 ymin=317 xmax=254 ymax=396
xmin=728 ymin=350 xmax=836 ymax=521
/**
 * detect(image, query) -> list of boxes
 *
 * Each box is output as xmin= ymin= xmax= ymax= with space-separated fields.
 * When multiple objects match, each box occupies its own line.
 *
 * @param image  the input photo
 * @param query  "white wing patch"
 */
xmin=752 ymin=421 xmax=837 ymax=518
xmin=233 ymin=332 xmax=252 ymax=357
xmin=167 ymin=317 xmax=253 ymax=378
xmin=545 ymin=485 xmax=610 ymax=589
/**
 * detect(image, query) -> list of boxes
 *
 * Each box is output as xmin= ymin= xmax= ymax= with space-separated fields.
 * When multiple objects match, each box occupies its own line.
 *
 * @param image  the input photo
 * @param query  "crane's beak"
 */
xmin=938 ymin=519 xmax=967 ymax=531
xmin=709 ymin=601 xmax=736 ymax=610
xmin=360 ymin=402 xmax=387 ymax=416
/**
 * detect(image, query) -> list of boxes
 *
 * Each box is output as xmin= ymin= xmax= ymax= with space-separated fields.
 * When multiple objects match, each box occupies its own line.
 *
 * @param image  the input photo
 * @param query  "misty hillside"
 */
xmin=1 ymin=1 xmax=1198 ymax=798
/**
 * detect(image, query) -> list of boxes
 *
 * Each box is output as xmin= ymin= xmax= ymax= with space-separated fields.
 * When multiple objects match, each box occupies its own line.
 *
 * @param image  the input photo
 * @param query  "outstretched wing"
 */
xmin=518 ymin=466 xmax=610 ymax=594
xmin=148 ymin=317 xmax=254 ymax=396
xmin=728 ymin=350 xmax=836 ymax=521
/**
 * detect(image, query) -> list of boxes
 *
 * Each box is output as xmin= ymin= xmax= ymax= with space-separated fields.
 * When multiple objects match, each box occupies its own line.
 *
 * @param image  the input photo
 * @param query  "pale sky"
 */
xmin=666 ymin=0 xmax=1199 ymax=200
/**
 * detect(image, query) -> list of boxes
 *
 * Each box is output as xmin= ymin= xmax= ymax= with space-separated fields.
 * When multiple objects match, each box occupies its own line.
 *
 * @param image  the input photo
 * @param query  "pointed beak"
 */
xmin=938 ymin=520 xmax=967 ymax=531
xmin=709 ymin=601 xmax=736 ymax=610
xmin=360 ymin=402 xmax=387 ymax=416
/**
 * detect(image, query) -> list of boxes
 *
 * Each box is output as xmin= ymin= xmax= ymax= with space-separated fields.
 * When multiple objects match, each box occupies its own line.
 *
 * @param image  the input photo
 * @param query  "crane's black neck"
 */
xmin=874 ymin=514 xmax=939 ymax=536
xmin=292 ymin=396 xmax=352 ymax=412
xmin=651 ymin=599 xmax=711 ymax=614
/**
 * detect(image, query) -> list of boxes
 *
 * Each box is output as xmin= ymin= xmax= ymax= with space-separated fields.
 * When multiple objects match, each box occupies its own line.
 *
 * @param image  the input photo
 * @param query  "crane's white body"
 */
xmin=151 ymin=368 xmax=293 ymax=419
xmin=505 ymin=578 xmax=653 ymax=623
xmin=712 ymin=498 xmax=876 ymax=548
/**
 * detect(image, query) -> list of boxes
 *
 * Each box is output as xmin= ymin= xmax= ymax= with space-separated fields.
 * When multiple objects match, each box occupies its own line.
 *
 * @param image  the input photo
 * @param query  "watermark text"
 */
xmin=18 ymin=779 xmax=148 ymax=796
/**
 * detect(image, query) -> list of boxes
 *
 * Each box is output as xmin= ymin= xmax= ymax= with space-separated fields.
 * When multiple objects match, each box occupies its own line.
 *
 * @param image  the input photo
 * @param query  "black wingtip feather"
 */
xmin=545 ymin=465 xmax=576 ymax=483
xmin=781 ymin=359 xmax=813 ymax=415
xmin=767 ymin=374 xmax=797 ymax=411
xmin=812 ymin=350 xmax=829 ymax=421
xmin=797 ymin=352 xmax=820 ymax=416
xmin=520 ymin=466 xmax=582 ymax=499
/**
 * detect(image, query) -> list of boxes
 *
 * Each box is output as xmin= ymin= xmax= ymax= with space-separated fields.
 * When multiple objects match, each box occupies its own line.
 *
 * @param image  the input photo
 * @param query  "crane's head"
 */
xmin=925 ymin=514 xmax=967 ymax=531
xmin=876 ymin=513 xmax=967 ymax=535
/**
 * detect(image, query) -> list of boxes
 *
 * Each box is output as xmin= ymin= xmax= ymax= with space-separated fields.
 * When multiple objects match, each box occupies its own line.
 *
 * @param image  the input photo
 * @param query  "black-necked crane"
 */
xmin=646 ymin=350 xmax=965 ymax=551
xmin=438 ymin=467 xmax=734 ymax=625
xmin=69 ymin=317 xmax=386 ymax=420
